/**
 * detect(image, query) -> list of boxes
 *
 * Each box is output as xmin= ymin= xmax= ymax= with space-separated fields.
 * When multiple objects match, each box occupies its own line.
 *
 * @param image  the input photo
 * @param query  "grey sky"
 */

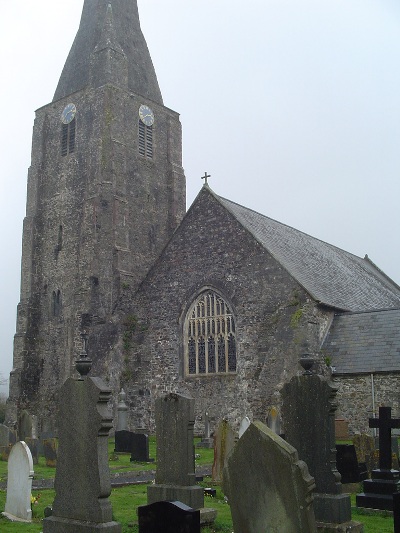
xmin=1 ymin=0 xmax=400 ymax=395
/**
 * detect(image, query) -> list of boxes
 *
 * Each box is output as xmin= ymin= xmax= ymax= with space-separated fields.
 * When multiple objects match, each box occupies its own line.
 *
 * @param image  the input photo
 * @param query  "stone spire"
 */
xmin=53 ymin=0 xmax=163 ymax=103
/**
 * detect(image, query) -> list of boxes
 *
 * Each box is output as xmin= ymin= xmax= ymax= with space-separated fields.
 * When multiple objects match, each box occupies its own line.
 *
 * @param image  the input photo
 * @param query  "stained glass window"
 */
xmin=186 ymin=290 xmax=237 ymax=376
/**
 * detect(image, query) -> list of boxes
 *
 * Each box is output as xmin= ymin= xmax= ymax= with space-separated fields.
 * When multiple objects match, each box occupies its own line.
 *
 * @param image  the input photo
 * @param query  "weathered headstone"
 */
xmin=0 ymin=424 xmax=15 ymax=447
xmin=282 ymin=357 xmax=363 ymax=531
xmin=138 ymin=500 xmax=200 ymax=533
xmin=197 ymin=412 xmax=213 ymax=448
xmin=212 ymin=419 xmax=236 ymax=483
xmin=353 ymin=433 xmax=376 ymax=475
xmin=3 ymin=441 xmax=34 ymax=522
xmin=0 ymin=444 xmax=12 ymax=461
xmin=223 ymin=421 xmax=317 ymax=533
xmin=116 ymin=389 xmax=128 ymax=432
xmin=130 ymin=433 xmax=153 ymax=462
xmin=336 ymin=444 xmax=368 ymax=484
xmin=18 ymin=411 xmax=32 ymax=442
xmin=25 ymin=437 xmax=39 ymax=465
xmin=357 ymin=406 xmax=400 ymax=511
xmin=238 ymin=416 xmax=251 ymax=438
xmin=43 ymin=438 xmax=58 ymax=467
xmin=267 ymin=406 xmax=282 ymax=436
xmin=148 ymin=393 xmax=204 ymax=510
xmin=42 ymin=339 xmax=121 ymax=532
xmin=114 ymin=430 xmax=134 ymax=453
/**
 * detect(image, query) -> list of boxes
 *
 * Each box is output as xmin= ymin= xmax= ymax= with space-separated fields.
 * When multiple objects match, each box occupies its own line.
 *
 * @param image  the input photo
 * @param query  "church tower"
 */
xmin=8 ymin=0 xmax=185 ymax=427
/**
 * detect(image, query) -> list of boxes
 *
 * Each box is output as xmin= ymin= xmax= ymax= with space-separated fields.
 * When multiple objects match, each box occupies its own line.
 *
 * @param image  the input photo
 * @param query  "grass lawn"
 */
xmin=0 ymin=438 xmax=395 ymax=532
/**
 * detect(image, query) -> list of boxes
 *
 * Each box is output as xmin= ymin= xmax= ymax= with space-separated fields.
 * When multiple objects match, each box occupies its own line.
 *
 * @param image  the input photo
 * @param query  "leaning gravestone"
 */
xmin=282 ymin=356 xmax=363 ymax=532
xmin=147 ymin=393 xmax=216 ymax=524
xmin=138 ymin=500 xmax=200 ymax=533
xmin=212 ymin=419 xmax=236 ymax=482
xmin=42 ymin=337 xmax=121 ymax=532
xmin=223 ymin=421 xmax=317 ymax=533
xmin=3 ymin=441 xmax=34 ymax=522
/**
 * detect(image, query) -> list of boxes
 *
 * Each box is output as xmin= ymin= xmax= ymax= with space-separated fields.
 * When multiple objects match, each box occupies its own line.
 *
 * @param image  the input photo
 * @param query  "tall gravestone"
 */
xmin=223 ymin=421 xmax=317 ymax=533
xmin=43 ymin=337 xmax=121 ymax=532
xmin=116 ymin=389 xmax=128 ymax=432
xmin=357 ymin=406 xmax=400 ymax=511
xmin=3 ymin=441 xmax=34 ymax=522
xmin=282 ymin=356 xmax=363 ymax=532
xmin=212 ymin=419 xmax=236 ymax=482
xmin=148 ymin=393 xmax=204 ymax=510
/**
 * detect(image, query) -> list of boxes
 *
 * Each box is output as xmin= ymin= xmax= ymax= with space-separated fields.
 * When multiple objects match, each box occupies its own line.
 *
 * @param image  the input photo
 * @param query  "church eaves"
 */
xmin=202 ymin=188 xmax=400 ymax=312
xmin=53 ymin=0 xmax=163 ymax=104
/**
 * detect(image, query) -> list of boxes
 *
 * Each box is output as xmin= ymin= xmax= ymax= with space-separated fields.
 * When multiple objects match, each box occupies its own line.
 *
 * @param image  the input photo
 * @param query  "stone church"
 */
xmin=8 ymin=0 xmax=400 ymax=435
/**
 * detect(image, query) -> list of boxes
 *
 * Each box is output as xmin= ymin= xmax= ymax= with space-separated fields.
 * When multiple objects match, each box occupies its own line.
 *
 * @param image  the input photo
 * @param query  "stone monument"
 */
xmin=3 ymin=441 xmax=34 ymax=522
xmin=42 ymin=333 xmax=121 ymax=532
xmin=116 ymin=389 xmax=128 ymax=432
xmin=223 ymin=421 xmax=317 ymax=533
xmin=357 ymin=406 xmax=400 ymax=511
xmin=197 ymin=412 xmax=213 ymax=448
xmin=212 ymin=419 xmax=236 ymax=482
xmin=282 ymin=355 xmax=363 ymax=532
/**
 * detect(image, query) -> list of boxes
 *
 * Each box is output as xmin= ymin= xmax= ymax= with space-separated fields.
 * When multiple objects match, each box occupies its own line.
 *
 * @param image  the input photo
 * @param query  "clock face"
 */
xmin=61 ymin=103 xmax=77 ymax=124
xmin=139 ymin=105 xmax=154 ymax=126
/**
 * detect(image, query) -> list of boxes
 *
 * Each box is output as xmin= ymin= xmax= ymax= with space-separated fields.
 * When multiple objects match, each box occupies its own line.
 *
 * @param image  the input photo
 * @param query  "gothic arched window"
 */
xmin=61 ymin=118 xmax=76 ymax=156
xmin=185 ymin=290 xmax=237 ymax=376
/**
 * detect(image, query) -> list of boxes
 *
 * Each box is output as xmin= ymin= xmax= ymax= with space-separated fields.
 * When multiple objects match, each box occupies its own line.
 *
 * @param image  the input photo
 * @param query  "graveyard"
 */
xmin=0 ymin=434 xmax=396 ymax=532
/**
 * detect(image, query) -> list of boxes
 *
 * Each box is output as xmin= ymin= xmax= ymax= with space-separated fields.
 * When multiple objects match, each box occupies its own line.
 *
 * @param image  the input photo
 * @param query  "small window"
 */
xmin=61 ymin=119 xmax=76 ymax=156
xmin=185 ymin=290 xmax=237 ymax=376
xmin=52 ymin=290 xmax=62 ymax=317
xmin=138 ymin=121 xmax=153 ymax=158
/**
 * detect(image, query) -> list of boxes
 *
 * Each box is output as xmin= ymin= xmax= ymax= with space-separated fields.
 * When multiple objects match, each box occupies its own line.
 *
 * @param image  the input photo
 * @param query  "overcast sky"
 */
xmin=1 ymin=0 xmax=400 ymax=396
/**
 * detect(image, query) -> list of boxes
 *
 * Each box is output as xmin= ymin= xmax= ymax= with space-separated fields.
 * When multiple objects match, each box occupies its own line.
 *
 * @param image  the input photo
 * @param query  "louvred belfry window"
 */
xmin=186 ymin=291 xmax=237 ymax=376
xmin=61 ymin=119 xmax=76 ymax=156
xmin=138 ymin=121 xmax=153 ymax=158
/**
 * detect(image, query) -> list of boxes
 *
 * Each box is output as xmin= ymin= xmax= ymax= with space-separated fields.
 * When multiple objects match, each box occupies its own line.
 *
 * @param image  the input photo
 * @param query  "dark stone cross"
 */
xmin=201 ymin=172 xmax=211 ymax=185
xmin=369 ymin=406 xmax=400 ymax=470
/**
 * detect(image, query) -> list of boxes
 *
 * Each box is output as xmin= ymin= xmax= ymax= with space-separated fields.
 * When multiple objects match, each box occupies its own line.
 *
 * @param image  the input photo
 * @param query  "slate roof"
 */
xmin=213 ymin=191 xmax=400 ymax=312
xmin=322 ymin=309 xmax=400 ymax=374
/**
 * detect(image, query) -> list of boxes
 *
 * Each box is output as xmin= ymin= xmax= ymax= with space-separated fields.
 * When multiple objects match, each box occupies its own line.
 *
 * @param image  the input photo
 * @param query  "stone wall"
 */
xmin=334 ymin=373 xmax=400 ymax=434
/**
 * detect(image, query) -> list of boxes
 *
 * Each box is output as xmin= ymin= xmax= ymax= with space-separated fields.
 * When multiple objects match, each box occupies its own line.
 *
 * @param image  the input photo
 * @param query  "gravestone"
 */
xmin=238 ymin=416 xmax=251 ymax=438
xmin=353 ymin=433 xmax=376 ymax=475
xmin=130 ymin=433 xmax=153 ymax=462
xmin=114 ymin=430 xmax=134 ymax=453
xmin=357 ymin=406 xmax=400 ymax=511
xmin=212 ymin=419 xmax=236 ymax=483
xmin=18 ymin=411 xmax=32 ymax=441
xmin=336 ymin=444 xmax=368 ymax=484
xmin=0 ymin=424 xmax=16 ymax=447
xmin=42 ymin=340 xmax=121 ymax=532
xmin=148 ymin=393 xmax=204 ymax=510
xmin=25 ymin=437 xmax=39 ymax=465
xmin=3 ymin=441 xmax=34 ymax=522
xmin=267 ymin=406 xmax=282 ymax=436
xmin=0 ymin=444 xmax=12 ymax=461
xmin=223 ymin=421 xmax=317 ymax=533
xmin=116 ymin=389 xmax=128 ymax=432
xmin=197 ymin=412 xmax=213 ymax=448
xmin=138 ymin=501 xmax=200 ymax=533
xmin=43 ymin=438 xmax=58 ymax=467
xmin=39 ymin=431 xmax=57 ymax=455
xmin=282 ymin=357 xmax=363 ymax=531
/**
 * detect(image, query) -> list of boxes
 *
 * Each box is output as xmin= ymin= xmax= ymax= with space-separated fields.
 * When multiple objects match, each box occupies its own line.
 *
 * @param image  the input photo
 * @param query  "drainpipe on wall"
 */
xmin=371 ymin=373 xmax=376 ymax=437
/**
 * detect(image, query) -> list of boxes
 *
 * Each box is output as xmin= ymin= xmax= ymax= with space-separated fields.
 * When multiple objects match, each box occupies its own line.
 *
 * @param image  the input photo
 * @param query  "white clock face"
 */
xmin=139 ymin=104 xmax=154 ymax=126
xmin=61 ymin=103 xmax=77 ymax=124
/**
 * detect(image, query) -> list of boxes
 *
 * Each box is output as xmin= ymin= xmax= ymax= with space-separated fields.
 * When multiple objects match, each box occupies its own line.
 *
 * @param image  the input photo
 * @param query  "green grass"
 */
xmin=0 ymin=438 xmax=395 ymax=532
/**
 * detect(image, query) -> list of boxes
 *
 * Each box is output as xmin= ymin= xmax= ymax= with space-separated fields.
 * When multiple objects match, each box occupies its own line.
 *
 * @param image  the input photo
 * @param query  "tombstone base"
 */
xmin=357 ymin=468 xmax=400 ymax=511
xmin=313 ymin=493 xmax=352 ymax=524
xmin=316 ymin=520 xmax=364 ymax=532
xmin=43 ymin=516 xmax=121 ymax=532
xmin=2 ymin=512 xmax=32 ymax=523
xmin=196 ymin=438 xmax=214 ymax=449
xmin=200 ymin=507 xmax=217 ymax=525
xmin=148 ymin=484 xmax=204 ymax=510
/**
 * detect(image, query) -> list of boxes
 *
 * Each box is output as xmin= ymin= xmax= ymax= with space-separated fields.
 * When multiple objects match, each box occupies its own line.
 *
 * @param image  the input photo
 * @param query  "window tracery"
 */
xmin=185 ymin=290 xmax=237 ymax=376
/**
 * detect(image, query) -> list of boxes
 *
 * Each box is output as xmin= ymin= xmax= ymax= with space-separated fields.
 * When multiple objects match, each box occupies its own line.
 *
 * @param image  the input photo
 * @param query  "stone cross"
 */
xmin=201 ymin=172 xmax=211 ymax=186
xmin=369 ymin=406 xmax=400 ymax=470
xmin=116 ymin=388 xmax=128 ymax=432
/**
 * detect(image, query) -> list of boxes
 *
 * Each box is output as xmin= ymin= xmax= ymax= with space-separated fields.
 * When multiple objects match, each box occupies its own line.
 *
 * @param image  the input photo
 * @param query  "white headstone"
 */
xmin=3 ymin=441 xmax=34 ymax=522
xmin=238 ymin=416 xmax=251 ymax=438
